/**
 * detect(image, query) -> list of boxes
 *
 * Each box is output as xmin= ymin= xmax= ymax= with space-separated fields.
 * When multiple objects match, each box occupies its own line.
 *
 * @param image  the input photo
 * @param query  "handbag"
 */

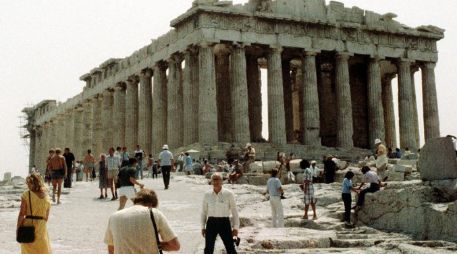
xmin=16 ymin=191 xmax=35 ymax=243
xmin=149 ymin=208 xmax=163 ymax=254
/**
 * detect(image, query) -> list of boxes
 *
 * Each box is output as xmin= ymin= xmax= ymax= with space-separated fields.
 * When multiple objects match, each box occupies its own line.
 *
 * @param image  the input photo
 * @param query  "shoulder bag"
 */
xmin=16 ymin=191 xmax=36 ymax=243
xmin=149 ymin=208 xmax=163 ymax=254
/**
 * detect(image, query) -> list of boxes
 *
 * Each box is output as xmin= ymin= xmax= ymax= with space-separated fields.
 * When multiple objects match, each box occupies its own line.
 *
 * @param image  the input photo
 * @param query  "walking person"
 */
xmin=98 ymin=154 xmax=109 ymax=199
xmin=301 ymin=159 xmax=317 ymax=220
xmin=45 ymin=149 xmax=55 ymax=186
xmin=63 ymin=148 xmax=75 ymax=188
xmin=152 ymin=160 xmax=159 ymax=179
xmin=184 ymin=152 xmax=193 ymax=175
xmin=17 ymin=173 xmax=52 ymax=254
xmin=134 ymin=145 xmax=145 ymax=179
xmin=266 ymin=169 xmax=284 ymax=227
xmin=106 ymin=147 xmax=121 ymax=200
xmin=118 ymin=158 xmax=145 ymax=210
xmin=158 ymin=144 xmax=174 ymax=190
xmin=121 ymin=146 xmax=129 ymax=167
xmin=105 ymin=189 xmax=180 ymax=254
xmin=201 ymin=173 xmax=240 ymax=254
xmin=147 ymin=154 xmax=153 ymax=178
xmin=48 ymin=148 xmax=67 ymax=204
xmin=341 ymin=171 xmax=357 ymax=227
xmin=83 ymin=149 xmax=96 ymax=182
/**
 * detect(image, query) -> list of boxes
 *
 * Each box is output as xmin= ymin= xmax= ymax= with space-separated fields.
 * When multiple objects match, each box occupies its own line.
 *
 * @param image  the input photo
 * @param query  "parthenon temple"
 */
xmin=23 ymin=0 xmax=444 ymax=171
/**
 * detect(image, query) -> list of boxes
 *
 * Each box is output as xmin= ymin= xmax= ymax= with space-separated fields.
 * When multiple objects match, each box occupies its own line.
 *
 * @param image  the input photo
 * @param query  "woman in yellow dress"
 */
xmin=17 ymin=172 xmax=52 ymax=254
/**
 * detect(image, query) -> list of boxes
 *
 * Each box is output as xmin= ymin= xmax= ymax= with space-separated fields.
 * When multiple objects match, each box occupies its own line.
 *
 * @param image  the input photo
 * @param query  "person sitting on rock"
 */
xmin=354 ymin=166 xmax=382 ymax=211
xmin=228 ymin=160 xmax=243 ymax=184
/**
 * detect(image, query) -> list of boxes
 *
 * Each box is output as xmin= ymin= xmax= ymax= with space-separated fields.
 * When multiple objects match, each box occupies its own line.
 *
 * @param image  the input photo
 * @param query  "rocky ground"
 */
xmin=1 ymin=174 xmax=457 ymax=253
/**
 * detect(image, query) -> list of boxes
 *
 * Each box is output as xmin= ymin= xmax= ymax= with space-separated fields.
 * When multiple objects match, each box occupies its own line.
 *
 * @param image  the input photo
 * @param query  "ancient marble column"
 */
xmin=367 ymin=57 xmax=385 ymax=148
xmin=215 ymin=44 xmax=232 ymax=142
xmin=282 ymin=60 xmax=294 ymax=143
xmin=246 ymin=55 xmax=263 ymax=142
xmin=125 ymin=76 xmax=139 ymax=152
xmin=183 ymin=48 xmax=199 ymax=146
xmin=152 ymin=62 xmax=168 ymax=154
xmin=81 ymin=100 xmax=93 ymax=153
xmin=335 ymin=53 xmax=354 ymax=148
xmin=382 ymin=74 xmax=397 ymax=149
xmin=411 ymin=65 xmax=420 ymax=147
xmin=167 ymin=56 xmax=184 ymax=148
xmin=397 ymin=59 xmax=417 ymax=150
xmin=92 ymin=95 xmax=103 ymax=157
xmin=73 ymin=106 xmax=84 ymax=159
xmin=47 ymin=121 xmax=56 ymax=149
xmin=139 ymin=69 xmax=153 ymax=153
xmin=421 ymin=62 xmax=440 ymax=141
xmin=302 ymin=52 xmax=321 ymax=146
xmin=102 ymin=89 xmax=114 ymax=151
xmin=230 ymin=45 xmax=250 ymax=143
xmin=113 ymin=83 xmax=126 ymax=147
xmin=66 ymin=110 xmax=75 ymax=151
xmin=267 ymin=47 xmax=286 ymax=144
xmin=34 ymin=127 xmax=42 ymax=170
xmin=198 ymin=43 xmax=218 ymax=144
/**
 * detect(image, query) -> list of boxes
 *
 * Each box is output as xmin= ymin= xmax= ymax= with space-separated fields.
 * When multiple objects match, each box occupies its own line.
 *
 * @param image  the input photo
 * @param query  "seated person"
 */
xmin=228 ymin=160 xmax=243 ymax=184
xmin=355 ymin=166 xmax=385 ymax=211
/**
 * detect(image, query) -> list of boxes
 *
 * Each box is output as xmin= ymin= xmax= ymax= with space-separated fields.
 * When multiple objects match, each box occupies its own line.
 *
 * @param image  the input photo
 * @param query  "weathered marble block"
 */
xmin=418 ymin=137 xmax=457 ymax=181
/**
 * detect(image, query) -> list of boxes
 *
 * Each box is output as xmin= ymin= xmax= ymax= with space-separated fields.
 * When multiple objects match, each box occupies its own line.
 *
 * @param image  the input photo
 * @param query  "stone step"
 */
xmin=330 ymin=238 xmax=410 ymax=248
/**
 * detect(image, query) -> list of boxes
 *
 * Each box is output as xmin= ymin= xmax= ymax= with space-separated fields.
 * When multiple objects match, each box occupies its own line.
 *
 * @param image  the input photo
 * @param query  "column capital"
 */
xmin=335 ymin=52 xmax=353 ymax=60
xmin=140 ymin=68 xmax=153 ymax=79
xmin=421 ymin=61 xmax=436 ymax=69
xmin=213 ymin=43 xmax=231 ymax=56
xmin=127 ymin=75 xmax=139 ymax=85
xmin=397 ymin=58 xmax=415 ymax=65
xmin=115 ymin=81 xmax=126 ymax=90
xmin=168 ymin=53 xmax=184 ymax=64
xmin=269 ymin=46 xmax=283 ymax=54
xmin=383 ymin=73 xmax=397 ymax=83
xmin=102 ymin=89 xmax=114 ymax=96
xmin=369 ymin=56 xmax=384 ymax=62
xmin=304 ymin=51 xmax=319 ymax=57
xmin=154 ymin=61 xmax=168 ymax=71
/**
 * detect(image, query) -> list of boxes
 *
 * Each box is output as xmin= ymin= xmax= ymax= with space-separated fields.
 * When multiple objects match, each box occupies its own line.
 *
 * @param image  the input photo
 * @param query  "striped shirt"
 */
xmin=106 ymin=155 xmax=121 ymax=171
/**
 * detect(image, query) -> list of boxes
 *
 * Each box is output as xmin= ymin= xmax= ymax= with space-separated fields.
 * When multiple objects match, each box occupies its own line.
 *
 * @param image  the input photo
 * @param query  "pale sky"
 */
xmin=1 ymin=0 xmax=456 ymax=178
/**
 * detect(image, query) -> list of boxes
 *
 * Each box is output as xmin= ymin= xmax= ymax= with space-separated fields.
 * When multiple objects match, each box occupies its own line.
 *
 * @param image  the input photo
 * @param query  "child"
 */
xmin=341 ymin=171 xmax=358 ymax=227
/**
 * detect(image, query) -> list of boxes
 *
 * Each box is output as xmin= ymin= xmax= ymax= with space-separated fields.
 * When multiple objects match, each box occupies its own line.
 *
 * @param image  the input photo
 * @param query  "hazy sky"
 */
xmin=1 ymin=0 xmax=456 ymax=178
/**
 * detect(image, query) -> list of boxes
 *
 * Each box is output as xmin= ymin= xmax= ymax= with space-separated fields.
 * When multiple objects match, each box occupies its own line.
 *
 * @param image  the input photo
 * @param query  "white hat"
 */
xmin=245 ymin=143 xmax=252 ymax=148
xmin=162 ymin=144 xmax=169 ymax=150
xmin=311 ymin=160 xmax=317 ymax=164
xmin=374 ymin=139 xmax=382 ymax=145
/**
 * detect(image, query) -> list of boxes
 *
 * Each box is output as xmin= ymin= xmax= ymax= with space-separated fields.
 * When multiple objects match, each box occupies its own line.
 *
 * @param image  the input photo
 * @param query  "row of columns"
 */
xmin=30 ymin=45 xmax=441 ymax=170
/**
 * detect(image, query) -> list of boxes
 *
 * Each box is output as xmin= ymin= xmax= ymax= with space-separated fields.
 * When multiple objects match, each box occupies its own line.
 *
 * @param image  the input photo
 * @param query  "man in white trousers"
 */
xmin=266 ymin=169 xmax=284 ymax=227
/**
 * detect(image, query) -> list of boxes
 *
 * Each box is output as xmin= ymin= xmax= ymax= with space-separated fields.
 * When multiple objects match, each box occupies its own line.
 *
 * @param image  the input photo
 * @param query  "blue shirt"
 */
xmin=267 ymin=177 xmax=282 ymax=197
xmin=341 ymin=178 xmax=353 ymax=194
xmin=185 ymin=155 xmax=192 ymax=166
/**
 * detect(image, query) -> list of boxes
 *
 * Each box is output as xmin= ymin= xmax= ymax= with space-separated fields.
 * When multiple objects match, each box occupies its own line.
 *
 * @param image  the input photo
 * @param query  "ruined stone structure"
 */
xmin=23 ymin=0 xmax=444 ymax=171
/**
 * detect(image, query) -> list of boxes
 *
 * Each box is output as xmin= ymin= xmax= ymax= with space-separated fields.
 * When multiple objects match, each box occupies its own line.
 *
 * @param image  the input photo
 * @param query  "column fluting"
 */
xmin=152 ymin=62 xmax=168 ymax=154
xmin=302 ymin=52 xmax=321 ymax=146
xmin=125 ymin=76 xmax=139 ymax=153
xmin=335 ymin=53 xmax=354 ymax=148
xmin=398 ymin=59 xmax=417 ymax=150
xmin=267 ymin=47 xmax=286 ymax=144
xmin=421 ymin=62 xmax=440 ymax=141
xmin=367 ymin=57 xmax=385 ymax=148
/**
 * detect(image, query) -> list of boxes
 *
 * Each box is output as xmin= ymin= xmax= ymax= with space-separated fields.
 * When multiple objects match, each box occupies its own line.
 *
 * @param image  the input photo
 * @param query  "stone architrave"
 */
xmin=113 ymin=83 xmax=126 ymax=147
xmin=397 ymin=59 xmax=417 ymax=150
xmin=73 ymin=106 xmax=84 ymax=159
xmin=335 ymin=53 xmax=354 ymax=148
xmin=367 ymin=57 xmax=385 ymax=148
xmin=198 ymin=43 xmax=218 ymax=144
xmin=183 ymin=48 xmax=199 ymax=146
xmin=152 ymin=62 xmax=168 ymax=154
xmin=230 ymin=44 xmax=250 ymax=143
xmin=418 ymin=137 xmax=457 ymax=181
xmin=246 ymin=55 xmax=262 ymax=142
xmin=167 ymin=56 xmax=184 ymax=149
xmin=81 ymin=100 xmax=93 ymax=153
xmin=139 ymin=69 xmax=153 ymax=153
xmin=302 ymin=51 xmax=321 ymax=146
xmin=382 ymin=73 xmax=397 ymax=149
xmin=410 ymin=65 xmax=420 ymax=147
xmin=421 ymin=62 xmax=440 ymax=141
xmin=125 ymin=76 xmax=139 ymax=152
xmin=102 ymin=90 xmax=114 ymax=151
xmin=267 ymin=47 xmax=286 ymax=145
xmin=91 ymin=95 xmax=103 ymax=158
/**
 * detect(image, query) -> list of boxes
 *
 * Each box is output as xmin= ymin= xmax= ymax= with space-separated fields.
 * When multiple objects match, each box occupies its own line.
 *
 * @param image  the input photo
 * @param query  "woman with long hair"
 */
xmin=17 ymin=172 xmax=52 ymax=254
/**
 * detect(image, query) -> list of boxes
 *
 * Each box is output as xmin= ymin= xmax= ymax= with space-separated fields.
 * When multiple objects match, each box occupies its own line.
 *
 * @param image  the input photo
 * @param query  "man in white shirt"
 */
xmin=134 ymin=145 xmax=145 ymax=179
xmin=106 ymin=147 xmax=121 ymax=200
xmin=201 ymin=173 xmax=239 ymax=254
xmin=105 ymin=188 xmax=180 ymax=254
xmin=266 ymin=169 xmax=284 ymax=227
xmin=158 ymin=144 xmax=174 ymax=190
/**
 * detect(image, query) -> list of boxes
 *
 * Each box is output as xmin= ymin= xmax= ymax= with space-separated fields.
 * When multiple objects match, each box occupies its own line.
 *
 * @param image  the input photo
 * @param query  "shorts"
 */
xmin=118 ymin=186 xmax=136 ymax=199
xmin=51 ymin=169 xmax=65 ymax=180
xmin=107 ymin=169 xmax=119 ymax=179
